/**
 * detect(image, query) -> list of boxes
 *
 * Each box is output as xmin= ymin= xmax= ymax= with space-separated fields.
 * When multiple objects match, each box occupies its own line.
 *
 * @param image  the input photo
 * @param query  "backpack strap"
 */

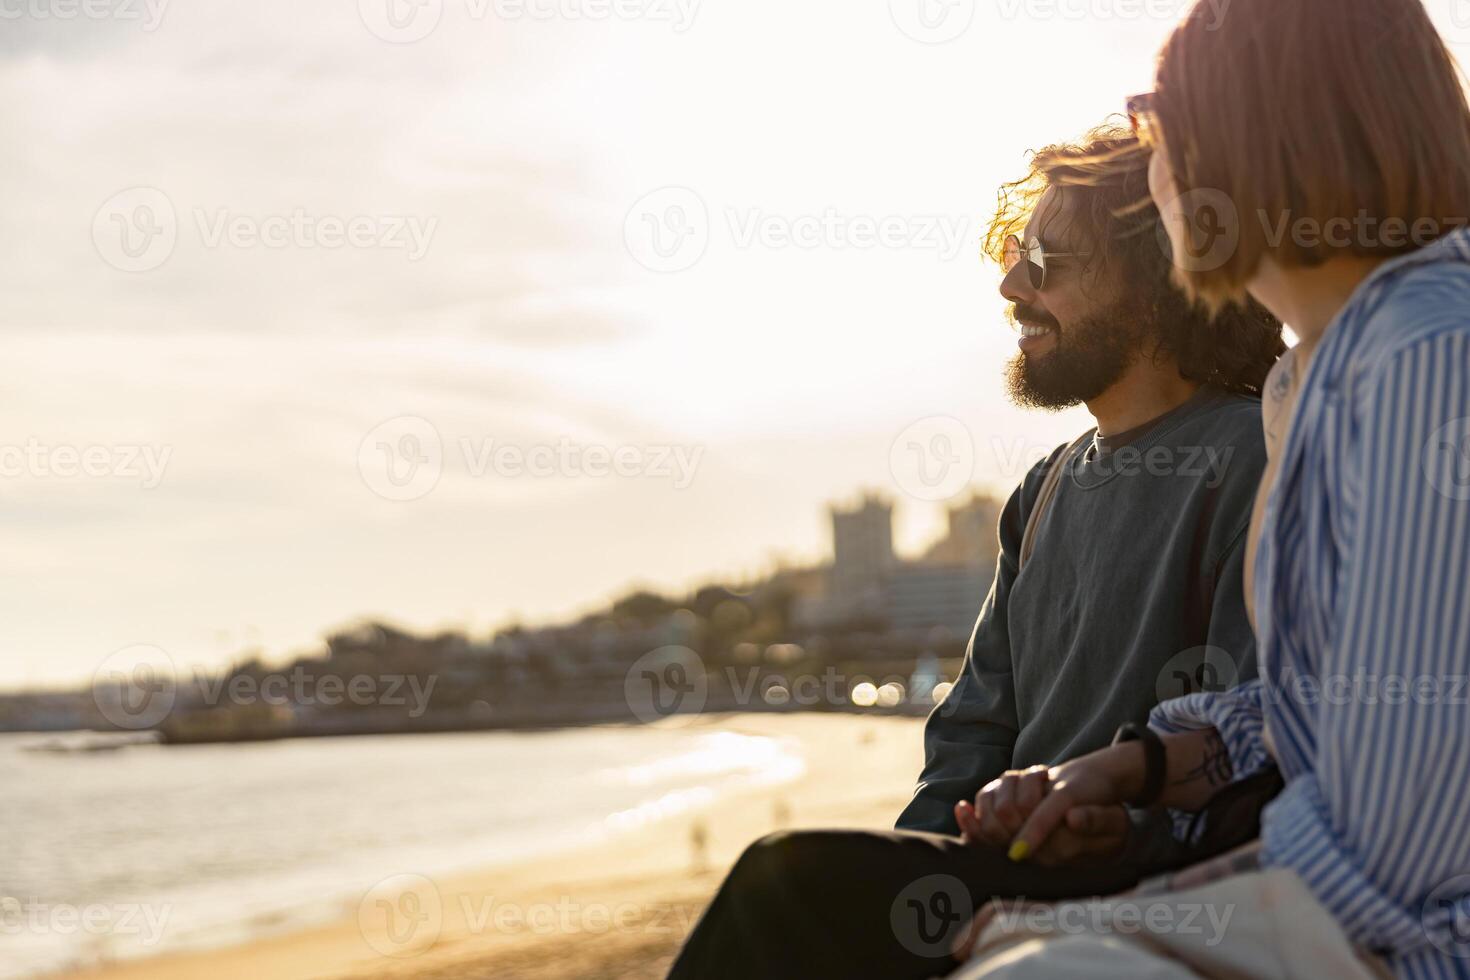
xmin=1018 ymin=432 xmax=1094 ymax=571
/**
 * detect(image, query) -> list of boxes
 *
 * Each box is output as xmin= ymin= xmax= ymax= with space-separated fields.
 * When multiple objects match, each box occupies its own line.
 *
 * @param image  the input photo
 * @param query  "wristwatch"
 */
xmin=1112 ymin=722 xmax=1167 ymax=808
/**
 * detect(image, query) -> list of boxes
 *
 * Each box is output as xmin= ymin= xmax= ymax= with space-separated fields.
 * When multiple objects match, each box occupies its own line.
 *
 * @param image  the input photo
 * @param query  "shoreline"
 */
xmin=48 ymin=711 xmax=926 ymax=980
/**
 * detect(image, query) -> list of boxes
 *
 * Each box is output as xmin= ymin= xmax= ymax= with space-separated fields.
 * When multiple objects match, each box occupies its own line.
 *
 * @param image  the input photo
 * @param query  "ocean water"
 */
xmin=0 ymin=725 xmax=803 ymax=978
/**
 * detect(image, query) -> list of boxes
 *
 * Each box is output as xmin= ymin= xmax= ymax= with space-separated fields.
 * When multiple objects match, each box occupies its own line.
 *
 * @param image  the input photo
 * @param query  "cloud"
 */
xmin=0 ymin=0 xmax=628 ymax=347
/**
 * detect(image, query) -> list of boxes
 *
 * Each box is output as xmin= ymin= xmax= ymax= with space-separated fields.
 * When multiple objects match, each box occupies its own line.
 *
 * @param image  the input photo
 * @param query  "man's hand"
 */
xmin=1032 ymin=804 xmax=1129 ymax=866
xmin=955 ymin=766 xmax=1130 ymax=865
xmin=955 ymin=766 xmax=1051 ymax=847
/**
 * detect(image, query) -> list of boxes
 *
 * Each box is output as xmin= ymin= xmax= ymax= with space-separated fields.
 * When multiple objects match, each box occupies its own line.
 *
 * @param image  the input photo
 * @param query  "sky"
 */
xmin=5 ymin=0 xmax=1469 ymax=689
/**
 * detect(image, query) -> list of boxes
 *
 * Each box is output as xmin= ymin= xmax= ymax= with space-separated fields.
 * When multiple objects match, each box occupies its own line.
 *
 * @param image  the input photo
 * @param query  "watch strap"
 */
xmin=1112 ymin=722 xmax=1167 ymax=808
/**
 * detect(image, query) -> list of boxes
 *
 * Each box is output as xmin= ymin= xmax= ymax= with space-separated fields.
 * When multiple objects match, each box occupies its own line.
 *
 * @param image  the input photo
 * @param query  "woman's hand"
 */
xmin=958 ymin=727 xmax=1230 ymax=860
xmin=1004 ymin=742 xmax=1147 ymax=860
xmin=1008 ymin=726 xmax=1232 ymax=859
xmin=955 ymin=766 xmax=1131 ymax=865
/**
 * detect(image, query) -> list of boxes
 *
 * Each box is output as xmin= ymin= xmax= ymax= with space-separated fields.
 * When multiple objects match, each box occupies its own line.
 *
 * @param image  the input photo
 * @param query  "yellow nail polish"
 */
xmin=1008 ymin=840 xmax=1030 ymax=862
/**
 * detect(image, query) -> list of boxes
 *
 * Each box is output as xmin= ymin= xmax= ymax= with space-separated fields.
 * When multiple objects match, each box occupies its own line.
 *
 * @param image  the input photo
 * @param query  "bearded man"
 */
xmin=666 ymin=127 xmax=1285 ymax=980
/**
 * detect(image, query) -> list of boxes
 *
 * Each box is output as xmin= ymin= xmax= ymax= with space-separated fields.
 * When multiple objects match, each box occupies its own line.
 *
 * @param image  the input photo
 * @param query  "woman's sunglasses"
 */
xmin=1001 ymin=234 xmax=1088 ymax=291
xmin=1126 ymin=92 xmax=1158 ymax=148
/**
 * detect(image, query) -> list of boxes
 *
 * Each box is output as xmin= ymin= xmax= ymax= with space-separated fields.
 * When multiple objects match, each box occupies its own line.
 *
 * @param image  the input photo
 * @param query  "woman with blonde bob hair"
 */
xmin=953 ymin=0 xmax=1470 ymax=977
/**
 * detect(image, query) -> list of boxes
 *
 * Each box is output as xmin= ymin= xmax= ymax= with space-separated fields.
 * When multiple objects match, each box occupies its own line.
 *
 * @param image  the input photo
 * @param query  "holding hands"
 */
xmin=955 ymin=766 xmax=1129 ymax=865
xmin=955 ymin=738 xmax=1153 ymax=864
xmin=955 ymin=726 xmax=1229 ymax=863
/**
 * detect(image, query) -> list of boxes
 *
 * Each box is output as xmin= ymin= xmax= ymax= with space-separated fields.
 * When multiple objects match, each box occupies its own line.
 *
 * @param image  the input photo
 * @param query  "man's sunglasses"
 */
xmin=1126 ymin=92 xmax=1158 ymax=148
xmin=1001 ymin=234 xmax=1088 ymax=291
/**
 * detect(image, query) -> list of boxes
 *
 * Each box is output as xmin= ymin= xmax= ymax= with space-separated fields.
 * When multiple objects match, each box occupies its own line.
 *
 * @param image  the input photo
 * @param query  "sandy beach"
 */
xmin=50 ymin=712 xmax=926 ymax=980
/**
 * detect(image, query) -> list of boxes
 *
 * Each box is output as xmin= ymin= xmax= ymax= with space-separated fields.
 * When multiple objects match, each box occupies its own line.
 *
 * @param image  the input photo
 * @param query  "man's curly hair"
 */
xmin=984 ymin=125 xmax=1285 ymax=396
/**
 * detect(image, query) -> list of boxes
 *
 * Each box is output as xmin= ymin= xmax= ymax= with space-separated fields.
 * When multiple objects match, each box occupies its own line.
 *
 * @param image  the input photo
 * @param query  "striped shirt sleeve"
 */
xmin=1149 ymin=679 xmax=1271 ymax=782
xmin=1148 ymin=681 xmax=1271 ymax=841
xmin=1260 ymin=330 xmax=1470 ymax=956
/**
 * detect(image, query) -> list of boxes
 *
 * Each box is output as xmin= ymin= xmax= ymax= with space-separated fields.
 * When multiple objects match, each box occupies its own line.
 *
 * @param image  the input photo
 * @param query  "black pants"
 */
xmin=666 ymin=829 xmax=1146 ymax=980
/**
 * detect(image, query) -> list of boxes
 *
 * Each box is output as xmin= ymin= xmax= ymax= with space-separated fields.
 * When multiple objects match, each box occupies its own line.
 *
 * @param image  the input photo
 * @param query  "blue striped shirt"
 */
xmin=1151 ymin=228 xmax=1470 ymax=978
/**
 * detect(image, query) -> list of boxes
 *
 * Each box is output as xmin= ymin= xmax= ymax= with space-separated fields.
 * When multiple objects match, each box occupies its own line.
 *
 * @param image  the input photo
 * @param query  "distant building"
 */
xmin=924 ymin=492 xmax=1003 ymax=568
xmin=830 ymin=494 xmax=895 ymax=601
xmin=791 ymin=491 xmax=996 ymax=635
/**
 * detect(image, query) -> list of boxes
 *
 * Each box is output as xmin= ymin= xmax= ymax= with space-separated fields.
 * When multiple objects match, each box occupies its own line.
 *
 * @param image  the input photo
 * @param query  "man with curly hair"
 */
xmin=665 ymin=127 xmax=1287 ymax=980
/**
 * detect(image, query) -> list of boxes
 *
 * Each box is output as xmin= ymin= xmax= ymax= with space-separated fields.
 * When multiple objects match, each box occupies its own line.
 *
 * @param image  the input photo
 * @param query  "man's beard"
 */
xmin=1005 ymin=299 xmax=1145 ymax=410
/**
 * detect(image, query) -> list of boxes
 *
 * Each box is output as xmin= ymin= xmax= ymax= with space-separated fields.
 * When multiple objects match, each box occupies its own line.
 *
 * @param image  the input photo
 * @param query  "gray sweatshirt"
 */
xmin=897 ymin=387 xmax=1265 ymax=835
